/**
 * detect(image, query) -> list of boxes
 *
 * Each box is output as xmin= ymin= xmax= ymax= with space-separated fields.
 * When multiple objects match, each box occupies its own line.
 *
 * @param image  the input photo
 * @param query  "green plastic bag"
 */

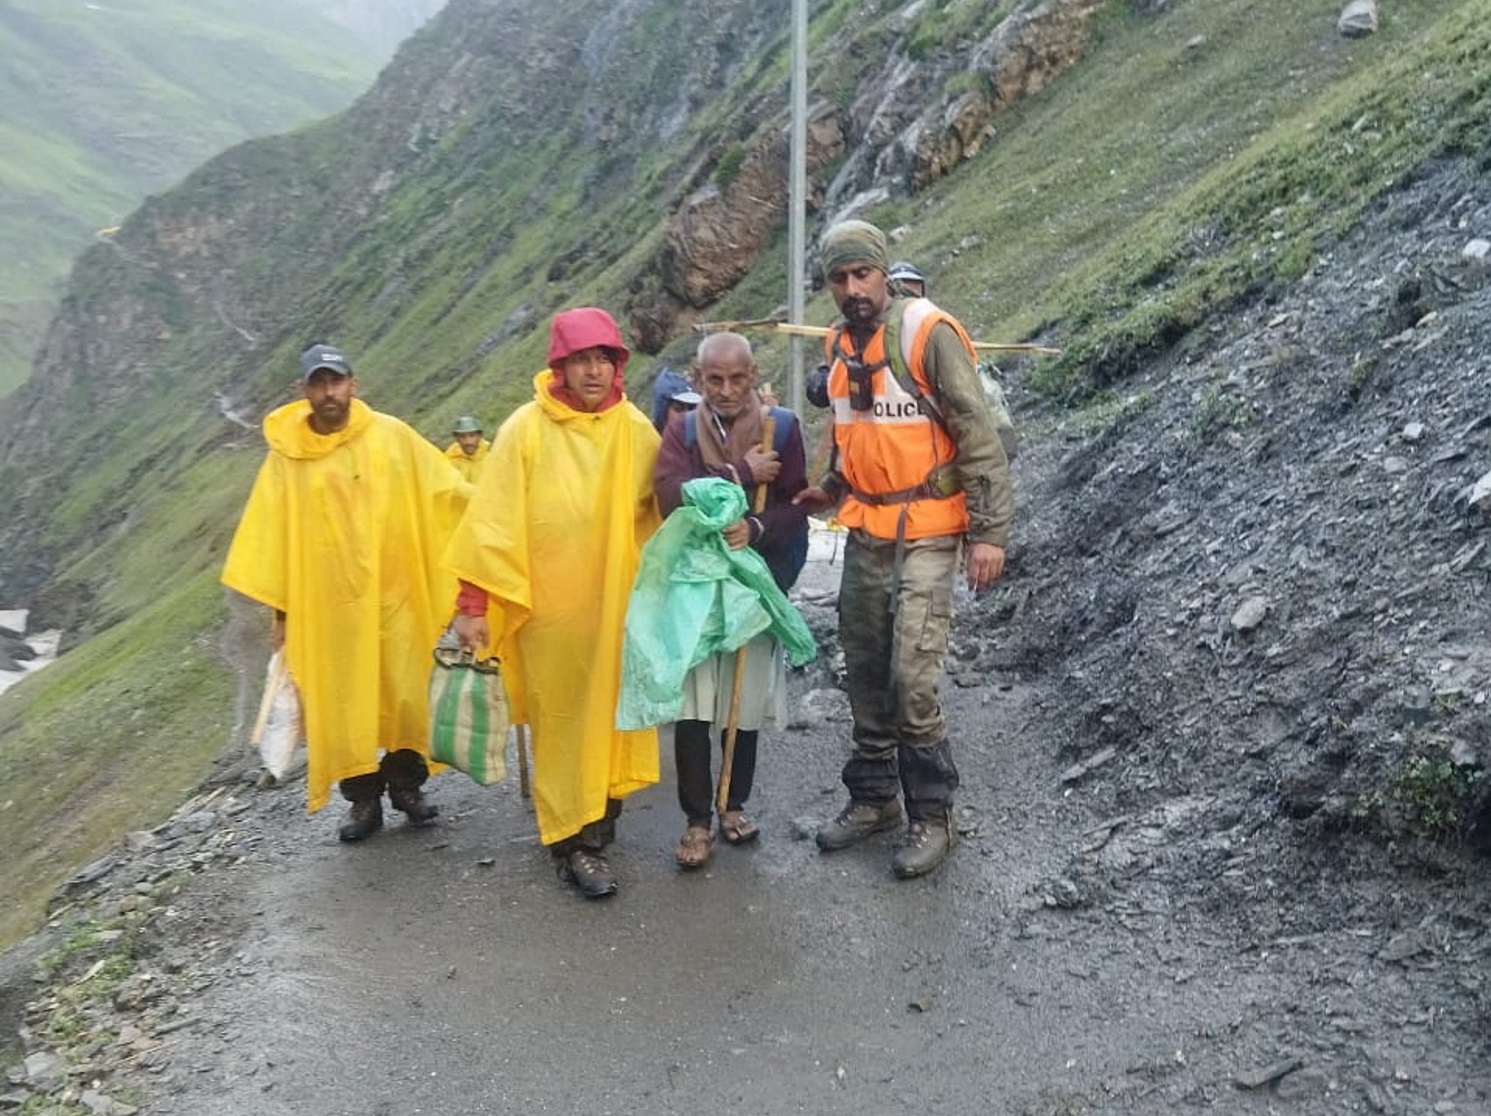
xmin=428 ymin=647 xmax=509 ymax=785
xmin=617 ymin=476 xmax=816 ymax=729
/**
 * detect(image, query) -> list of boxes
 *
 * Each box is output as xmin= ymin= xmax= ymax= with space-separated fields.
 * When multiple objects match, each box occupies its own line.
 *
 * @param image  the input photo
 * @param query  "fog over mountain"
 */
xmin=0 ymin=0 xmax=448 ymax=396
xmin=303 ymin=0 xmax=448 ymax=58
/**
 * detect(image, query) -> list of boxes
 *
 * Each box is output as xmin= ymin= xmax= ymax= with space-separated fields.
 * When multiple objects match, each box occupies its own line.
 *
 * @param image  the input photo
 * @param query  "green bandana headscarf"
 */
xmin=820 ymin=219 xmax=889 ymax=275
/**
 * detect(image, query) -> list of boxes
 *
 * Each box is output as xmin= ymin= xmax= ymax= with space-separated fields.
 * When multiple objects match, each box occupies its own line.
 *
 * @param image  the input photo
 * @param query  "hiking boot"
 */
xmin=337 ymin=799 xmax=383 ymax=843
xmin=389 ymin=785 xmax=439 ymax=827
xmin=816 ymin=798 xmax=903 ymax=852
xmin=891 ymin=818 xmax=952 ymax=879
xmin=558 ymin=847 xmax=618 ymax=899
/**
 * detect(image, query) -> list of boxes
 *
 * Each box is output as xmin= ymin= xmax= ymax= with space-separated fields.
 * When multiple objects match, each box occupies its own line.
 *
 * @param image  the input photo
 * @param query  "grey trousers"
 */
xmin=836 ymin=530 xmax=961 ymax=817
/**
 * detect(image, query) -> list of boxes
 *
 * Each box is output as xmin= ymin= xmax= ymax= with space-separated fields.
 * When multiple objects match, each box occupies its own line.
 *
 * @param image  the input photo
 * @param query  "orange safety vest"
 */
xmin=824 ymin=298 xmax=974 ymax=542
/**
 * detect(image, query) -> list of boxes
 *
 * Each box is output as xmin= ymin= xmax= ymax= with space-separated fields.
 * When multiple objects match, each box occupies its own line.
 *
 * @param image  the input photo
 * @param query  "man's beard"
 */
xmin=840 ymin=296 xmax=878 ymax=329
xmin=314 ymin=400 xmax=349 ymax=431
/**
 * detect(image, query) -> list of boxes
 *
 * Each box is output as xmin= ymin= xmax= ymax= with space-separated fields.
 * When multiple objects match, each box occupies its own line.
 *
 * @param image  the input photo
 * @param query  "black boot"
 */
xmin=554 ymin=813 xmax=620 ymax=898
xmin=338 ymin=798 xmax=384 ymax=842
xmin=891 ymin=810 xmax=953 ymax=878
xmin=337 ymin=770 xmax=385 ymax=843
xmin=382 ymin=749 xmax=438 ymax=827
xmin=555 ymin=843 xmax=618 ymax=898
xmin=894 ymin=740 xmax=959 ymax=878
xmin=389 ymin=785 xmax=439 ymax=826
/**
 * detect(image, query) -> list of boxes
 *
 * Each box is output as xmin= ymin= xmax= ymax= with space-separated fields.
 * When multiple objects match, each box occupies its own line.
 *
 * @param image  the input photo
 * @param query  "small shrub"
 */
xmin=1190 ymin=385 xmax=1255 ymax=442
xmin=713 ymin=143 xmax=747 ymax=191
xmin=1348 ymin=355 xmax=1377 ymax=396
xmin=1391 ymin=754 xmax=1480 ymax=837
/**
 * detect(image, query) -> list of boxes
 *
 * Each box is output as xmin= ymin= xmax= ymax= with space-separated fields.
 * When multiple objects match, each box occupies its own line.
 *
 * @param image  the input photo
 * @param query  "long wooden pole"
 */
xmin=716 ymin=412 xmax=776 ymax=816
xmin=694 ymin=318 xmax=1062 ymax=356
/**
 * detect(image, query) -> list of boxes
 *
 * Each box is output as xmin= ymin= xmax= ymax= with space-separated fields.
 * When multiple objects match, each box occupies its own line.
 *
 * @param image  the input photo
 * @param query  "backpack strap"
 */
xmin=829 ymin=327 xmax=890 ymax=378
xmin=767 ymin=406 xmax=796 ymax=455
xmin=686 ymin=405 xmax=795 ymax=458
xmin=884 ymin=297 xmax=948 ymax=427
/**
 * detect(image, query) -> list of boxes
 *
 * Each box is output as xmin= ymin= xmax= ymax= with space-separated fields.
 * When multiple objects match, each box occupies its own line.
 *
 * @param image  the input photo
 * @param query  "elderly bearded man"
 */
xmin=653 ymin=331 xmax=810 ymax=869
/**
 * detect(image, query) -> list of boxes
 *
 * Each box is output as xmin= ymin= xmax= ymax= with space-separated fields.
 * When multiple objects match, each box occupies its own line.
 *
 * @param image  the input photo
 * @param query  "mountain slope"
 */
xmin=0 ymin=0 xmax=443 ymax=397
xmin=0 ymin=0 xmax=1486 ymax=951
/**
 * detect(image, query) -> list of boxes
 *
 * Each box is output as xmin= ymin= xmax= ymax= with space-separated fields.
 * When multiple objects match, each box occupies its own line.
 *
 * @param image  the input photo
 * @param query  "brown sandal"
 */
xmin=718 ymin=810 xmax=760 ymax=846
xmin=675 ymin=825 xmax=714 ymax=869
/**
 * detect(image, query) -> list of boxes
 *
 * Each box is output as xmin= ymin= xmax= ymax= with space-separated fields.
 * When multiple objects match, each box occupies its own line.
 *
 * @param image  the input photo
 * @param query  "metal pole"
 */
xmin=787 ymin=0 xmax=808 ymax=415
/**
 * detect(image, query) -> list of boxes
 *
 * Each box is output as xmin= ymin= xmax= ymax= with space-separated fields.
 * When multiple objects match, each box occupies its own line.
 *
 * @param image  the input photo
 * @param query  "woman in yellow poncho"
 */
xmin=222 ymin=344 xmax=471 ymax=839
xmin=446 ymin=307 xmax=661 ymax=899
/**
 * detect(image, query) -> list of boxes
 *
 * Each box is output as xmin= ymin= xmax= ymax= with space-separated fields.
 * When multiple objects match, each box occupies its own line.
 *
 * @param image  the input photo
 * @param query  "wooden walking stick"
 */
xmin=249 ymin=651 xmax=288 ymax=750
xmin=515 ymin=722 xmax=531 ymax=799
xmin=716 ymin=410 xmax=775 ymax=816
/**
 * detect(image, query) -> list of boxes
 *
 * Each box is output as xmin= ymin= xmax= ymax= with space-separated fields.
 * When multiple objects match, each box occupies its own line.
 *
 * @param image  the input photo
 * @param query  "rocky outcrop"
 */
xmin=630 ymin=0 xmax=1113 ymax=348
xmin=1337 ymin=0 xmax=1379 ymax=38
xmin=910 ymin=0 xmax=1108 ymax=190
xmin=628 ymin=103 xmax=845 ymax=352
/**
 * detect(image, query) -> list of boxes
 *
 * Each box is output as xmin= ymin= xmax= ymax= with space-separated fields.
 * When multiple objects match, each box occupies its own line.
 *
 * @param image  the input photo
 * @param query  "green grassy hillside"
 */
xmin=0 ymin=0 xmax=382 ymax=396
xmin=0 ymin=0 xmax=1486 ymax=949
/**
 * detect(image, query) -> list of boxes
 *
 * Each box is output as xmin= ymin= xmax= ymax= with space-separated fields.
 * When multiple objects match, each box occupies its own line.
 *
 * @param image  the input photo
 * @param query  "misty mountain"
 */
xmin=307 ymin=0 xmax=449 ymax=56
xmin=0 ymin=0 xmax=446 ymax=396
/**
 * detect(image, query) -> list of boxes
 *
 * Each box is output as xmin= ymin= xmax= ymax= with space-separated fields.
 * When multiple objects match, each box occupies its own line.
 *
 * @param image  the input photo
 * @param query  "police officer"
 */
xmin=888 ymin=260 xmax=927 ymax=299
xmin=794 ymin=220 xmax=1013 ymax=878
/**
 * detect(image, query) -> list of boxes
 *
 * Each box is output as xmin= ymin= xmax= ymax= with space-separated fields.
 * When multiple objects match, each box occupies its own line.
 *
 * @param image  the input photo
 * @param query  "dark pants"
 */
xmin=338 ymin=749 xmax=429 ymax=803
xmin=674 ymin=719 xmax=758 ymax=826
xmin=551 ymin=797 xmax=624 ymax=855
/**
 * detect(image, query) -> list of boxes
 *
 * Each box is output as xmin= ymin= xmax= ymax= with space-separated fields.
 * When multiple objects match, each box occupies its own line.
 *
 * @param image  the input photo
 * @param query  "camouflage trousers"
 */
xmin=836 ymin=530 xmax=961 ymax=816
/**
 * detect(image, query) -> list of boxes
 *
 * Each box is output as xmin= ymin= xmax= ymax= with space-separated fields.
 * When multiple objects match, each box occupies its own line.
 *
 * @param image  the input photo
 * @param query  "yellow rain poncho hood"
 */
xmin=444 ymin=438 xmax=491 ymax=482
xmin=445 ymin=369 xmax=662 ymax=845
xmin=222 ymin=398 xmax=471 ymax=811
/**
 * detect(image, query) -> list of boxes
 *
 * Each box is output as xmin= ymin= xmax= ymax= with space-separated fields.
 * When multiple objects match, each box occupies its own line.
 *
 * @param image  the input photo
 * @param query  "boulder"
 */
xmin=1337 ymin=0 xmax=1378 ymax=38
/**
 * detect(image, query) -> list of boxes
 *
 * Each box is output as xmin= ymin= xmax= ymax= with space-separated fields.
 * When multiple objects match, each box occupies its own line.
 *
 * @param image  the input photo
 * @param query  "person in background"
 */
xmin=444 ymin=415 xmax=490 ymax=481
xmin=794 ymin=220 xmax=1013 ymax=879
xmin=650 ymin=366 xmax=703 ymax=433
xmin=653 ymin=331 xmax=810 ymax=869
xmin=222 ymin=343 xmax=471 ymax=842
xmin=446 ymin=308 xmax=662 ymax=899
xmin=888 ymin=260 xmax=928 ymax=299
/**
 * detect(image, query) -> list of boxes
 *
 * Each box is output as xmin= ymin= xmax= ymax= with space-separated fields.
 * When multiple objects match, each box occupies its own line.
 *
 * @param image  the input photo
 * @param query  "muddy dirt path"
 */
xmin=143 ymin=644 xmax=1483 ymax=1116
xmin=14 ymin=527 xmax=1489 ymax=1115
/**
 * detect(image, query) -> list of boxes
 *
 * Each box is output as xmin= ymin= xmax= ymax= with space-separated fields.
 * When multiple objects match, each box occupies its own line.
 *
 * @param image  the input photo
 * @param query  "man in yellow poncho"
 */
xmin=444 ymin=414 xmax=491 ymax=481
xmin=222 ymin=343 xmax=471 ymax=841
xmin=446 ymin=307 xmax=661 ymax=899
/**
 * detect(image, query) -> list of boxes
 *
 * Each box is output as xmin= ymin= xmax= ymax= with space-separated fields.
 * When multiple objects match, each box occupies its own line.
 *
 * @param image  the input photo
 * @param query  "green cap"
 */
xmin=452 ymin=415 xmax=482 ymax=434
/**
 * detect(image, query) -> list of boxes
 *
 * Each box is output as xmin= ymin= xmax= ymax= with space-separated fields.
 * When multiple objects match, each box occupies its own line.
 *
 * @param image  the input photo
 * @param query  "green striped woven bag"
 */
xmin=428 ymin=648 xmax=509 ymax=785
